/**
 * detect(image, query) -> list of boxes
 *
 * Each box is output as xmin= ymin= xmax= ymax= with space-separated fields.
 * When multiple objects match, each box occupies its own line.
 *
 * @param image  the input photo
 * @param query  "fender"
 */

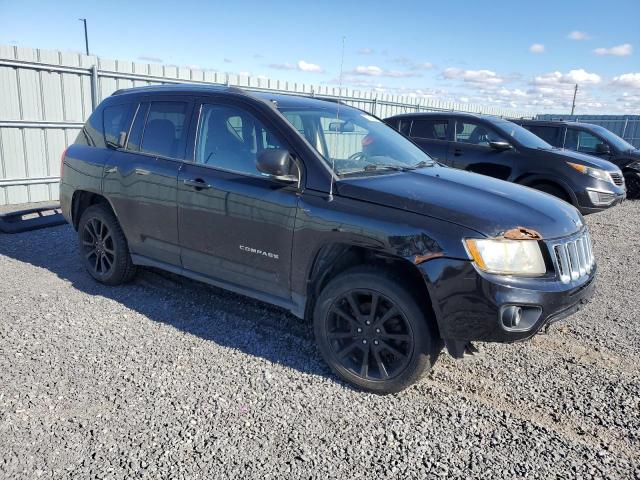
xmin=514 ymin=174 xmax=577 ymax=205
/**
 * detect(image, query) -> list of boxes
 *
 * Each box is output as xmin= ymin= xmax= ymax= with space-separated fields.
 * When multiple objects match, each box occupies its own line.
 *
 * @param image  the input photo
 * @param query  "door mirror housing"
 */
xmin=595 ymin=143 xmax=611 ymax=155
xmin=489 ymin=141 xmax=513 ymax=151
xmin=256 ymin=148 xmax=298 ymax=183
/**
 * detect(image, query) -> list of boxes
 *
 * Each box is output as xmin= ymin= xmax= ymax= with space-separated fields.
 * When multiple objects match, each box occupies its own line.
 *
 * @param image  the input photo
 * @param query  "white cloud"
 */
xmin=349 ymin=65 xmax=421 ymax=78
xmin=532 ymin=69 xmax=602 ymax=86
xmin=612 ymin=72 xmax=640 ymax=89
xmin=223 ymin=58 xmax=232 ymax=64
xmin=353 ymin=65 xmax=383 ymax=76
xmin=358 ymin=48 xmax=374 ymax=55
xmin=594 ymin=43 xmax=633 ymax=56
xmin=138 ymin=55 xmax=163 ymax=63
xmin=268 ymin=62 xmax=295 ymax=70
xmin=567 ymin=31 xmax=590 ymax=41
xmin=529 ymin=43 xmax=545 ymax=54
xmin=443 ymin=68 xmax=505 ymax=86
xmin=297 ymin=60 xmax=324 ymax=73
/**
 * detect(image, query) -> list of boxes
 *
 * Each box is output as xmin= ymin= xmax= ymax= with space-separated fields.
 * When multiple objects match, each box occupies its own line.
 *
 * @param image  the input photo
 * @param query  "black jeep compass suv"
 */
xmin=513 ymin=118 xmax=640 ymax=198
xmin=384 ymin=112 xmax=625 ymax=214
xmin=60 ymin=85 xmax=596 ymax=393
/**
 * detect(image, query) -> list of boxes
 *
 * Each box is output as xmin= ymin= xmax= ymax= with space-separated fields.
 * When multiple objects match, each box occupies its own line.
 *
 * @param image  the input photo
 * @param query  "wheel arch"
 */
xmin=71 ymin=190 xmax=116 ymax=230
xmin=303 ymin=243 xmax=439 ymax=335
xmin=515 ymin=174 xmax=576 ymax=205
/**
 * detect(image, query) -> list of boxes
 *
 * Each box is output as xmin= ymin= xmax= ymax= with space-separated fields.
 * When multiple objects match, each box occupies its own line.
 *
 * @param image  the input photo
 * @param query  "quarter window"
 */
xmin=411 ymin=119 xmax=449 ymax=140
xmin=195 ymin=104 xmax=285 ymax=176
xmin=140 ymin=102 xmax=189 ymax=159
xmin=103 ymin=104 xmax=132 ymax=147
xmin=455 ymin=121 xmax=504 ymax=146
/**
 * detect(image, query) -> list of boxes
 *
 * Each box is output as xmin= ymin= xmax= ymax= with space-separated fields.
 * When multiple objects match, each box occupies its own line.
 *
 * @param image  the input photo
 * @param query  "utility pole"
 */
xmin=78 ymin=18 xmax=89 ymax=55
xmin=570 ymin=84 xmax=578 ymax=116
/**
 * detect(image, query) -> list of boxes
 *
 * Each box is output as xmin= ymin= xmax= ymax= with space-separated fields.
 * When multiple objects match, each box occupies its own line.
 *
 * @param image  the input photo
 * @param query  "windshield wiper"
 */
xmin=406 ymin=160 xmax=435 ymax=169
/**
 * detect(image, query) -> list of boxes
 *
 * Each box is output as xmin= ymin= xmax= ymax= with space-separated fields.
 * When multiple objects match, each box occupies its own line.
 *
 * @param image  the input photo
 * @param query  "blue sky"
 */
xmin=1 ymin=0 xmax=639 ymax=114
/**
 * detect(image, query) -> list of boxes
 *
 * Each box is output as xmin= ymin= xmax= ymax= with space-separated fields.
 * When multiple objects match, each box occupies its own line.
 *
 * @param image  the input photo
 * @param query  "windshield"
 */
xmin=277 ymin=105 xmax=434 ymax=175
xmin=493 ymin=120 xmax=554 ymax=150
xmin=589 ymin=124 xmax=635 ymax=152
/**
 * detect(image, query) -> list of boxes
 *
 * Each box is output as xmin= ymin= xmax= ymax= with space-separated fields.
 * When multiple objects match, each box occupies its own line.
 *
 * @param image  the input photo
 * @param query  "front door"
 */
xmin=103 ymin=97 xmax=193 ymax=266
xmin=448 ymin=119 xmax=515 ymax=180
xmin=177 ymin=100 xmax=299 ymax=299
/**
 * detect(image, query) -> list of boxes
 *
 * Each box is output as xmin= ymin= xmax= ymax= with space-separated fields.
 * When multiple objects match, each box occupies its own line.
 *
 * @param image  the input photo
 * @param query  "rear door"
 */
xmin=177 ymin=98 xmax=299 ymax=299
xmin=103 ymin=96 xmax=194 ymax=266
xmin=448 ymin=118 xmax=516 ymax=180
xmin=525 ymin=124 xmax=562 ymax=148
xmin=408 ymin=117 xmax=452 ymax=163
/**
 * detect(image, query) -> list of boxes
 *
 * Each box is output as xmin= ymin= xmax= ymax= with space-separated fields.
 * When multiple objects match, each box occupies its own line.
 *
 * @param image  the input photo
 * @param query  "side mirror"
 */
xmin=328 ymin=121 xmax=355 ymax=133
xmin=256 ymin=149 xmax=298 ymax=183
xmin=595 ymin=143 xmax=611 ymax=155
xmin=117 ymin=131 xmax=127 ymax=148
xmin=489 ymin=141 xmax=512 ymax=151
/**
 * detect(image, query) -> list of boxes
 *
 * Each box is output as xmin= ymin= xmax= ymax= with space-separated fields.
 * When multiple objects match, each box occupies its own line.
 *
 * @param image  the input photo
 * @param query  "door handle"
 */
xmin=183 ymin=178 xmax=212 ymax=190
xmin=454 ymin=148 xmax=463 ymax=156
xmin=105 ymin=166 xmax=118 ymax=174
xmin=134 ymin=168 xmax=150 ymax=176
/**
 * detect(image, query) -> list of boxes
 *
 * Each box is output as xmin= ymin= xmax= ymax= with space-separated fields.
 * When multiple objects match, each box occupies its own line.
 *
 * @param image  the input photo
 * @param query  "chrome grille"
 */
xmin=609 ymin=172 xmax=624 ymax=186
xmin=551 ymin=230 xmax=594 ymax=284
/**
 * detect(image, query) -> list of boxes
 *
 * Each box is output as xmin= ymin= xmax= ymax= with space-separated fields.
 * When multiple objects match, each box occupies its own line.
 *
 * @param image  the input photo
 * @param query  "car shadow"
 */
xmin=0 ymin=224 xmax=339 ymax=385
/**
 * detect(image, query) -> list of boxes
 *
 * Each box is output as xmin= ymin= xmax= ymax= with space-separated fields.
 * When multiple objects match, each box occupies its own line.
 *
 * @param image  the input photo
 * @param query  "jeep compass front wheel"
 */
xmin=314 ymin=267 xmax=441 ymax=394
xmin=78 ymin=204 xmax=136 ymax=285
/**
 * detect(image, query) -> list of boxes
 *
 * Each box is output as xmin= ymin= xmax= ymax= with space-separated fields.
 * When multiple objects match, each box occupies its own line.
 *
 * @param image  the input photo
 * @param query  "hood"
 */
xmin=533 ymin=147 xmax=621 ymax=171
xmin=336 ymin=166 xmax=583 ymax=239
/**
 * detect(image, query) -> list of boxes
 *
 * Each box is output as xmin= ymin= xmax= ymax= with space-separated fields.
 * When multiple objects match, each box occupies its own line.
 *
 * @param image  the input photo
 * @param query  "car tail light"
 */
xmin=60 ymin=147 xmax=68 ymax=178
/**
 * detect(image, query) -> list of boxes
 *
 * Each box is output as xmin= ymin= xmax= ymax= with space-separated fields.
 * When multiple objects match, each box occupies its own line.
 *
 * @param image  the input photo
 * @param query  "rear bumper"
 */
xmin=420 ymin=258 xmax=596 ymax=349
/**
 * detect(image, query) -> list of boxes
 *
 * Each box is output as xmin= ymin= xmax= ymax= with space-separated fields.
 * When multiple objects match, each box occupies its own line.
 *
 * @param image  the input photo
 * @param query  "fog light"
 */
xmin=502 ymin=305 xmax=523 ymax=328
xmin=586 ymin=188 xmax=616 ymax=206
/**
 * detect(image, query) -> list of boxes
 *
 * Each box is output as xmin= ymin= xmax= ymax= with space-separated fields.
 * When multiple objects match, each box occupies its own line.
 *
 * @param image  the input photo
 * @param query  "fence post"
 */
xmin=90 ymin=64 xmax=99 ymax=110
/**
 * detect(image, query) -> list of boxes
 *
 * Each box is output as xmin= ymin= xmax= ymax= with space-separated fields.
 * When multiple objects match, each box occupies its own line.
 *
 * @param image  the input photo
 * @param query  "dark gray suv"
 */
xmin=385 ymin=112 xmax=626 ymax=214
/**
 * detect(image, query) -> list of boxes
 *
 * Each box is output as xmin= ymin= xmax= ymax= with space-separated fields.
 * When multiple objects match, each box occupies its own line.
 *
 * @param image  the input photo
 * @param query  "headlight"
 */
xmin=567 ymin=162 xmax=612 ymax=183
xmin=464 ymin=238 xmax=546 ymax=276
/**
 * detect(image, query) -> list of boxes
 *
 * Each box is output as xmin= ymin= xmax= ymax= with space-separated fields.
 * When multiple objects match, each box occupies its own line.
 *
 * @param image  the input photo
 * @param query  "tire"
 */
xmin=313 ymin=266 xmax=441 ymax=394
xmin=533 ymin=183 xmax=572 ymax=204
xmin=625 ymin=172 xmax=640 ymax=199
xmin=77 ymin=204 xmax=136 ymax=285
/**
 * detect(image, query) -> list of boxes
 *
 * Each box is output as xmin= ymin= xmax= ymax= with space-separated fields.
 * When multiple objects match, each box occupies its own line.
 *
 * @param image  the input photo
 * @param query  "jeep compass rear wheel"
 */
xmin=314 ymin=267 xmax=441 ymax=394
xmin=78 ymin=204 xmax=136 ymax=285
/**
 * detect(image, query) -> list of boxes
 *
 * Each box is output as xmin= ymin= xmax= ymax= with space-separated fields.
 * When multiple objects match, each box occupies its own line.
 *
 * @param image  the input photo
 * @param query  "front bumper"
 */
xmin=576 ymin=184 xmax=626 ymax=214
xmin=419 ymin=257 xmax=596 ymax=351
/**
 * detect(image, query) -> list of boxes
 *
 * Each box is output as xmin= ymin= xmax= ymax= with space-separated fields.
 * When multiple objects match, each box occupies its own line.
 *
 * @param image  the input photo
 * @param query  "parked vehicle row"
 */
xmin=61 ymin=85 xmax=596 ymax=393
xmin=512 ymin=119 xmax=640 ymax=198
xmin=383 ymin=112 xmax=626 ymax=214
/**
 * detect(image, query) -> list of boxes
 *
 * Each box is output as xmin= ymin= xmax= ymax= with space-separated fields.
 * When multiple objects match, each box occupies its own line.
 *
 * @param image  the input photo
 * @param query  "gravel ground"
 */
xmin=1 ymin=201 xmax=639 ymax=479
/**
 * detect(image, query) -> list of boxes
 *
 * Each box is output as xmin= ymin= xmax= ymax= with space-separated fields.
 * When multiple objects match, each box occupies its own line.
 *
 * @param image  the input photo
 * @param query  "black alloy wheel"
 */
xmin=82 ymin=217 xmax=115 ymax=277
xmin=314 ymin=266 xmax=441 ymax=394
xmin=326 ymin=289 xmax=414 ymax=381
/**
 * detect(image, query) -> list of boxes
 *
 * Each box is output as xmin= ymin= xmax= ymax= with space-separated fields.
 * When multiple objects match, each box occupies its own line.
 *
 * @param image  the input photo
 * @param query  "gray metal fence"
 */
xmin=536 ymin=114 xmax=640 ymax=149
xmin=0 ymin=45 xmax=528 ymax=205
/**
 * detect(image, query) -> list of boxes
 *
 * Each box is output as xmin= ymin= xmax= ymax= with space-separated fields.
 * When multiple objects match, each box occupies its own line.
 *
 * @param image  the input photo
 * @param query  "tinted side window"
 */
xmin=140 ymin=102 xmax=189 ymax=159
xmin=455 ymin=121 xmax=504 ymax=146
xmin=411 ymin=119 xmax=448 ymax=140
xmin=565 ymin=129 xmax=601 ymax=154
xmin=126 ymin=103 xmax=149 ymax=152
xmin=79 ymin=104 xmax=106 ymax=147
xmin=527 ymin=125 xmax=559 ymax=146
xmin=195 ymin=104 xmax=285 ymax=176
